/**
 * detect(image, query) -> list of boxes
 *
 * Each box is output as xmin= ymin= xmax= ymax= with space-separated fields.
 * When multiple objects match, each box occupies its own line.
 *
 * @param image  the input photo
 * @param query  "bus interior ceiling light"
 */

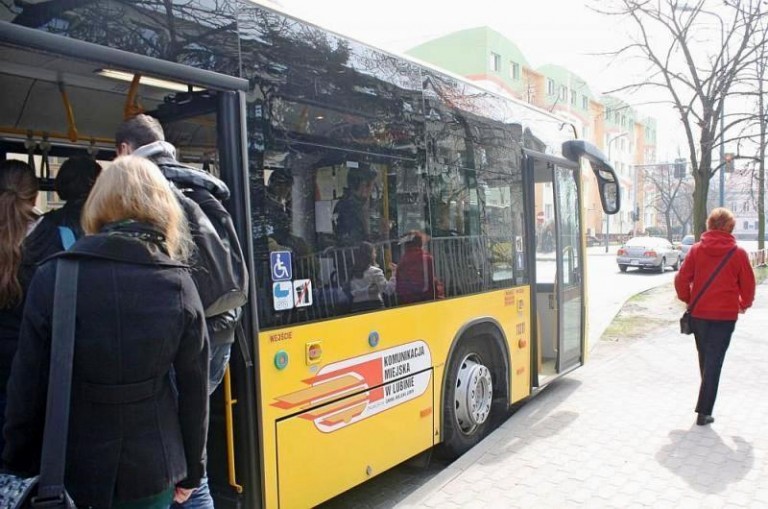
xmin=96 ymin=69 xmax=204 ymax=92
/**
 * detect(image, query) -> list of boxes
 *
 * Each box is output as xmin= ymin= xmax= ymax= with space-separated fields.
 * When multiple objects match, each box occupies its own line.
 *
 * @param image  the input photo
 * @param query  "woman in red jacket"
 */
xmin=675 ymin=208 xmax=756 ymax=426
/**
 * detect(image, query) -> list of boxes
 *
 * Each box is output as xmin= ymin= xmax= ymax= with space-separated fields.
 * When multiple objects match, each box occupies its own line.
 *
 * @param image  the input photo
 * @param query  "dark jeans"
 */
xmin=691 ymin=317 xmax=736 ymax=416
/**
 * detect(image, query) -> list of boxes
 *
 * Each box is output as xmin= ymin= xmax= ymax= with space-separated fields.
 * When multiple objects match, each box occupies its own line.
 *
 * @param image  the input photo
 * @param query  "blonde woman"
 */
xmin=3 ymin=156 xmax=209 ymax=509
xmin=0 ymin=160 xmax=39 ymax=451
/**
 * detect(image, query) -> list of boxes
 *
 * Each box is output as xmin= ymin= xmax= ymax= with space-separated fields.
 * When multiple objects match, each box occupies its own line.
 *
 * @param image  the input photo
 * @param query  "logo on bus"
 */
xmin=271 ymin=341 xmax=432 ymax=432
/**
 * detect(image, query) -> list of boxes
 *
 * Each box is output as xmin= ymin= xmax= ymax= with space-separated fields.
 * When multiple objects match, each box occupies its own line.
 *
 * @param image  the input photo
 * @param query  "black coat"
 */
xmin=2 ymin=233 xmax=209 ymax=508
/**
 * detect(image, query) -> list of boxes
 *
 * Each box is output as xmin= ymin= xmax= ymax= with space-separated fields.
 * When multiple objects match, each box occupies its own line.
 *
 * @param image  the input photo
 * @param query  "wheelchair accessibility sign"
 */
xmin=270 ymin=251 xmax=292 ymax=281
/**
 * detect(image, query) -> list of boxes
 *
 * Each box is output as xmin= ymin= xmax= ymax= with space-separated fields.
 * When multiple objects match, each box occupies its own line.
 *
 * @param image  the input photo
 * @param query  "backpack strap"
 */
xmin=57 ymin=226 xmax=76 ymax=250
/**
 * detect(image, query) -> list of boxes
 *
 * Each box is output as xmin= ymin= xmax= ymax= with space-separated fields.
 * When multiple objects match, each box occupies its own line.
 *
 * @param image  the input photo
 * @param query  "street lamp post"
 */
xmin=605 ymin=132 xmax=629 ymax=252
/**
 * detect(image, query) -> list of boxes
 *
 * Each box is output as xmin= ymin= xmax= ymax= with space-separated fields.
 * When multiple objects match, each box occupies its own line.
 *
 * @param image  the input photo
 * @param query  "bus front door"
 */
xmin=529 ymin=154 xmax=584 ymax=385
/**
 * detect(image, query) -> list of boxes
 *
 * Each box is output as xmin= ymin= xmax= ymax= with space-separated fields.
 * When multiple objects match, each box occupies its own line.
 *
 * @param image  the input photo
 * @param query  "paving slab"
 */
xmin=398 ymin=282 xmax=768 ymax=508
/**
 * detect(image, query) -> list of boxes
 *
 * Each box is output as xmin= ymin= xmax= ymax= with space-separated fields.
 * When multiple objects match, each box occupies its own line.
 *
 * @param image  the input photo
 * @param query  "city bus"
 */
xmin=0 ymin=2 xmax=619 ymax=508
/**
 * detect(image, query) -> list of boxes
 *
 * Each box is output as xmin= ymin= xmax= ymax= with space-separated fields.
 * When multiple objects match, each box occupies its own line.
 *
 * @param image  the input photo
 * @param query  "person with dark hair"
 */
xmin=675 ymin=207 xmax=755 ymax=426
xmin=394 ymin=231 xmax=444 ymax=304
xmin=116 ymin=114 xmax=247 ymax=509
xmin=349 ymin=241 xmax=392 ymax=311
xmin=0 ymin=160 xmax=39 ymax=452
xmin=4 ymin=156 xmax=208 ymax=508
xmin=333 ymin=164 xmax=378 ymax=246
xmin=24 ymin=156 xmax=101 ymax=259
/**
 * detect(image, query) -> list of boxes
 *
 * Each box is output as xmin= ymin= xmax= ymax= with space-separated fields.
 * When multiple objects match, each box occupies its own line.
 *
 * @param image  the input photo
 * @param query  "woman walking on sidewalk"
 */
xmin=674 ymin=208 xmax=755 ymax=426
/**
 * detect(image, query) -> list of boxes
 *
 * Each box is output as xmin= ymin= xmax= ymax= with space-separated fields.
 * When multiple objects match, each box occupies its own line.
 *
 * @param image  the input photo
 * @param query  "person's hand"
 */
xmin=174 ymin=487 xmax=194 ymax=504
xmin=388 ymin=262 xmax=397 ymax=271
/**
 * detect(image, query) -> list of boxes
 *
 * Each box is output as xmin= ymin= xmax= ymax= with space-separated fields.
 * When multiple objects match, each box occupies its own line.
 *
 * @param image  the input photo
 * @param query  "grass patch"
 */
xmin=755 ymin=266 xmax=768 ymax=284
xmin=601 ymin=284 xmax=683 ymax=342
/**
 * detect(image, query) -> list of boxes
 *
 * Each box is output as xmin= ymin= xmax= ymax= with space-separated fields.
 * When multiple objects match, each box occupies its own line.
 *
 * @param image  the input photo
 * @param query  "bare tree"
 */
xmin=736 ymin=19 xmax=768 ymax=249
xmin=644 ymin=163 xmax=691 ymax=240
xmin=595 ymin=0 xmax=768 ymax=238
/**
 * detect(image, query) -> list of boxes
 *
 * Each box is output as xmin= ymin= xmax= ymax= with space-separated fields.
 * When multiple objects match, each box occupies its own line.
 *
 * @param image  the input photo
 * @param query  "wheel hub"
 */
xmin=454 ymin=355 xmax=493 ymax=434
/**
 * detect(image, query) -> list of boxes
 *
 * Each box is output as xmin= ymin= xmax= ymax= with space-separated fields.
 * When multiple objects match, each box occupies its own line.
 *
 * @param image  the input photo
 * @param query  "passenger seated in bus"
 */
xmin=0 ymin=160 xmax=40 ymax=452
xmin=394 ymin=231 xmax=445 ymax=304
xmin=3 ymin=156 xmax=209 ymax=508
xmin=349 ymin=241 xmax=394 ymax=311
xmin=333 ymin=163 xmax=377 ymax=246
xmin=25 ymin=156 xmax=101 ymax=257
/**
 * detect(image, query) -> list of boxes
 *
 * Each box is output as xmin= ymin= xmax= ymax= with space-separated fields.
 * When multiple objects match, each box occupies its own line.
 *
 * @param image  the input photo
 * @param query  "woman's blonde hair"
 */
xmin=0 ymin=160 xmax=39 ymax=308
xmin=706 ymin=207 xmax=736 ymax=233
xmin=82 ymin=156 xmax=190 ymax=260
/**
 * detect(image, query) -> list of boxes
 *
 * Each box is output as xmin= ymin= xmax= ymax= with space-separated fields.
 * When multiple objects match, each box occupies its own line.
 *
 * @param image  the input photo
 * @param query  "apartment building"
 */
xmin=407 ymin=26 xmax=658 ymax=239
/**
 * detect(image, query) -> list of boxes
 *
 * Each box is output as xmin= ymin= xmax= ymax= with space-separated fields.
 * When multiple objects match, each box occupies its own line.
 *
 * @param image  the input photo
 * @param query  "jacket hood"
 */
xmin=132 ymin=141 xmax=230 ymax=200
xmin=699 ymin=230 xmax=737 ymax=256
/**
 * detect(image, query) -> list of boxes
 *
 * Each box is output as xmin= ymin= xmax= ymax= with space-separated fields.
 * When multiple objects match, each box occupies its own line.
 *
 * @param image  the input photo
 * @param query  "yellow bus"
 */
xmin=0 ymin=2 xmax=619 ymax=508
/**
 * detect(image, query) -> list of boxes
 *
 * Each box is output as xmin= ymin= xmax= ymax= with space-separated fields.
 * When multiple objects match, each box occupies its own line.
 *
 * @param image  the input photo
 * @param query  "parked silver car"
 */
xmin=679 ymin=234 xmax=695 ymax=261
xmin=617 ymin=236 xmax=682 ymax=273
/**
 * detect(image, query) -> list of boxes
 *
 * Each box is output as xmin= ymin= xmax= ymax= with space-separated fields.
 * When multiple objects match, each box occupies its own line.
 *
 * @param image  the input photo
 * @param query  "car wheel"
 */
xmin=658 ymin=258 xmax=666 ymax=273
xmin=672 ymin=258 xmax=680 ymax=271
xmin=619 ymin=264 xmax=628 ymax=273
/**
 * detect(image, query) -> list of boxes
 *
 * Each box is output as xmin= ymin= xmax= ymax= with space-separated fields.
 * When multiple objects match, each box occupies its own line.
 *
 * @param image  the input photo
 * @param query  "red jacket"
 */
xmin=674 ymin=230 xmax=755 ymax=320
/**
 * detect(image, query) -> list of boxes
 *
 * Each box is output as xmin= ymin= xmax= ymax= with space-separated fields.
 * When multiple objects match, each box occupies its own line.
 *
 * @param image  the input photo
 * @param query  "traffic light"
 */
xmin=724 ymin=152 xmax=735 ymax=173
xmin=674 ymin=158 xmax=686 ymax=178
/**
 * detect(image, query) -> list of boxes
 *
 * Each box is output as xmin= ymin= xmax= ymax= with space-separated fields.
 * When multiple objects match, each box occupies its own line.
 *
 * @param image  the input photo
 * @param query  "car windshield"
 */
xmin=625 ymin=237 xmax=662 ymax=247
xmin=682 ymin=235 xmax=694 ymax=245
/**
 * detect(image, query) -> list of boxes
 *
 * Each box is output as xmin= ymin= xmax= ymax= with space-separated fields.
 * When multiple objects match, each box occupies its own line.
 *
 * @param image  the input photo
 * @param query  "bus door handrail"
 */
xmin=223 ymin=364 xmax=244 ymax=494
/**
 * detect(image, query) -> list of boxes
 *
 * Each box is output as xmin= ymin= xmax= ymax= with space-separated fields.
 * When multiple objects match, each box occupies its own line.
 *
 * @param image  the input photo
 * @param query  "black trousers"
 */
xmin=691 ymin=317 xmax=736 ymax=415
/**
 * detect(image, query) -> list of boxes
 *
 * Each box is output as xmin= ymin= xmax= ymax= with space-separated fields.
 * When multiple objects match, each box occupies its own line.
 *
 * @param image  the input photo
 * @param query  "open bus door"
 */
xmin=0 ymin=23 xmax=261 ymax=509
xmin=527 ymin=152 xmax=583 ymax=384
xmin=527 ymin=141 xmax=619 ymax=387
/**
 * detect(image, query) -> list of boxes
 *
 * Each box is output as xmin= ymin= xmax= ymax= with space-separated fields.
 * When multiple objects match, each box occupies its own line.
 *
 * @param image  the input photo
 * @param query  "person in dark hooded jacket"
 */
xmin=675 ymin=207 xmax=755 ymax=426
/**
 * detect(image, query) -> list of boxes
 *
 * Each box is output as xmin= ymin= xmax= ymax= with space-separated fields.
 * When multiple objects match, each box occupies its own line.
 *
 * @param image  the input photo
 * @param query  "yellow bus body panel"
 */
xmin=258 ymin=286 xmax=531 ymax=508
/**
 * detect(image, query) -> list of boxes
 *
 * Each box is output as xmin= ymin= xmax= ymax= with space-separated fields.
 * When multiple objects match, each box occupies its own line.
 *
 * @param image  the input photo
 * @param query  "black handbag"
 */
xmin=680 ymin=247 xmax=736 ymax=335
xmin=0 ymin=259 xmax=79 ymax=508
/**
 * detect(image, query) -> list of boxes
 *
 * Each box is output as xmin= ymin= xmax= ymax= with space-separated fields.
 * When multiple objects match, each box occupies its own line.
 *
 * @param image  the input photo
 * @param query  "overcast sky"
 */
xmin=273 ymin=0 xmax=687 ymax=159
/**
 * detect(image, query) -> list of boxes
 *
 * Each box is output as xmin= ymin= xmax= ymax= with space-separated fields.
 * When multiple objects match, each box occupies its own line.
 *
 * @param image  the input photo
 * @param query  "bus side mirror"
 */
xmin=600 ymin=178 xmax=619 ymax=215
xmin=561 ymin=140 xmax=621 ymax=215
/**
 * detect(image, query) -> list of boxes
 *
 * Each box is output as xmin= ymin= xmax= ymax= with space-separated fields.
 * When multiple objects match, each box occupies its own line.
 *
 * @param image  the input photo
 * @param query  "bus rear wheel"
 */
xmin=441 ymin=338 xmax=497 ymax=457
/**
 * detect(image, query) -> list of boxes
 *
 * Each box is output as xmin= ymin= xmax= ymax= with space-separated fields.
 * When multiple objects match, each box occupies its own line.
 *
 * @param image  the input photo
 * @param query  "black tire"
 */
xmin=440 ymin=337 xmax=501 ymax=458
xmin=672 ymin=258 xmax=680 ymax=271
xmin=657 ymin=258 xmax=666 ymax=273
xmin=619 ymin=264 xmax=628 ymax=273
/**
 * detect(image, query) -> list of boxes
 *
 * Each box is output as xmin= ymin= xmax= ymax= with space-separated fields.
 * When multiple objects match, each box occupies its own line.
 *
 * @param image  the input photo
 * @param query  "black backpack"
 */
xmin=174 ymin=186 xmax=248 ymax=318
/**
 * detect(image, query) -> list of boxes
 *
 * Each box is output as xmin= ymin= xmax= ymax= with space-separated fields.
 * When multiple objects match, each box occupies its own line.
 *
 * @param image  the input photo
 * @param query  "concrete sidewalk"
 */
xmin=398 ymin=283 xmax=768 ymax=508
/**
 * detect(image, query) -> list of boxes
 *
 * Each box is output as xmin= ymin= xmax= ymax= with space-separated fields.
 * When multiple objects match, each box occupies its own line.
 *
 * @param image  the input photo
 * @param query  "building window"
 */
xmin=547 ymin=79 xmax=555 ymax=96
xmin=490 ymin=52 xmax=501 ymax=72
xmin=569 ymin=89 xmax=576 ymax=105
xmin=510 ymin=61 xmax=520 ymax=80
xmin=559 ymin=85 xmax=567 ymax=101
xmin=582 ymin=96 xmax=588 ymax=110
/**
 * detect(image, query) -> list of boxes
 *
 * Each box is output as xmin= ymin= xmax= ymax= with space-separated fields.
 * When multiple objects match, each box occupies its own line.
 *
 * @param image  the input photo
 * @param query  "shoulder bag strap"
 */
xmin=688 ymin=247 xmax=737 ymax=312
xmin=35 ymin=258 xmax=79 ymax=503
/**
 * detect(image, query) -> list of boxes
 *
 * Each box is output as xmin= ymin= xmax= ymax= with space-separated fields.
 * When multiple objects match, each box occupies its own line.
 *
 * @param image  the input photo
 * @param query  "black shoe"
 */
xmin=696 ymin=414 xmax=715 ymax=426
